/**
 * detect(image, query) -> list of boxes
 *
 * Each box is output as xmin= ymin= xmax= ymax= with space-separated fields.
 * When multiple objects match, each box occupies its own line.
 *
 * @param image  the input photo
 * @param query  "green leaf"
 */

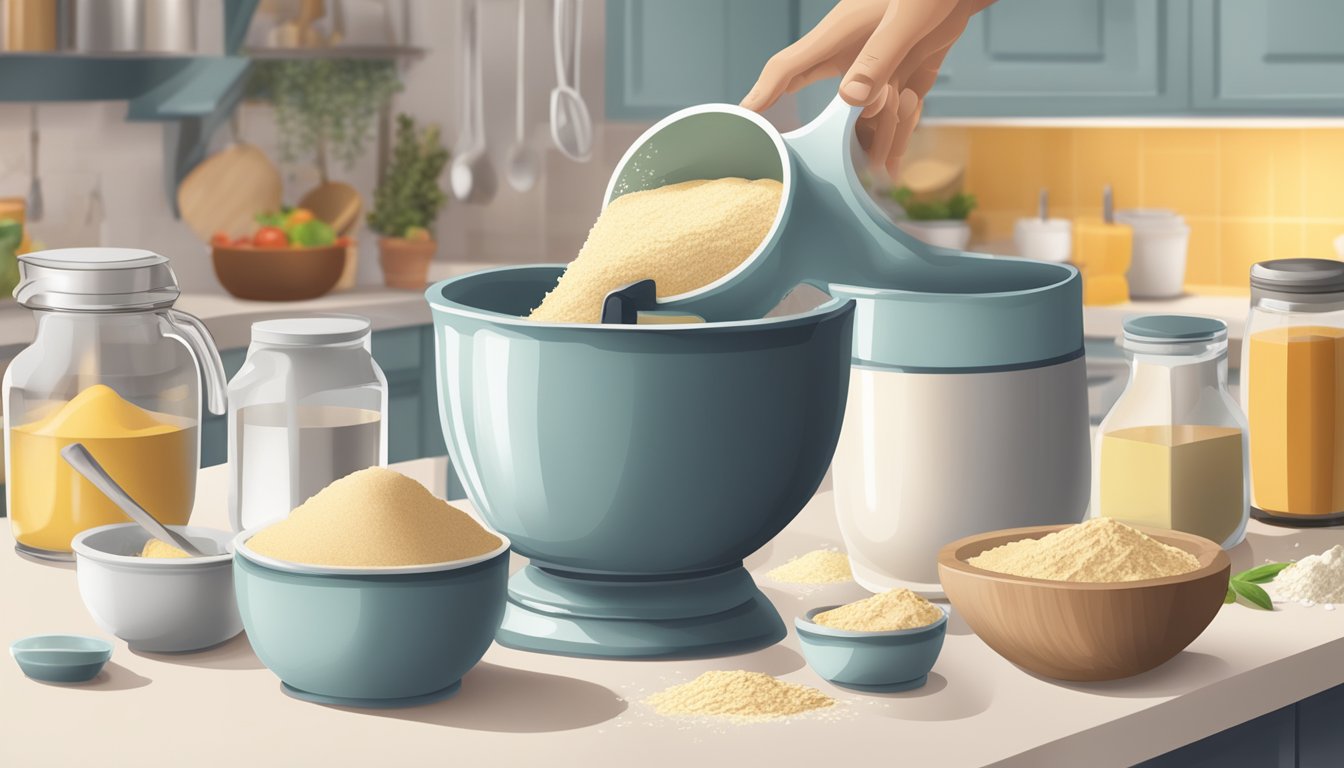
xmin=1234 ymin=562 xmax=1293 ymax=584
xmin=1230 ymin=579 xmax=1274 ymax=610
xmin=1225 ymin=587 xmax=1237 ymax=604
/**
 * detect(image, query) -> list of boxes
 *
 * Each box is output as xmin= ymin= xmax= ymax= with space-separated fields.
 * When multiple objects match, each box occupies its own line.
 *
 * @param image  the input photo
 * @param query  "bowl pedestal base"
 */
xmin=280 ymin=680 xmax=462 ymax=708
xmin=495 ymin=562 xmax=785 ymax=659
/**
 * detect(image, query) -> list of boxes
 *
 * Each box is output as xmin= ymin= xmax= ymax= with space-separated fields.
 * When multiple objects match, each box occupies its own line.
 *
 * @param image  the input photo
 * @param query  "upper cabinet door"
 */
xmin=924 ymin=0 xmax=1189 ymax=117
xmin=605 ymin=0 xmax=796 ymax=121
xmin=1192 ymin=0 xmax=1344 ymax=113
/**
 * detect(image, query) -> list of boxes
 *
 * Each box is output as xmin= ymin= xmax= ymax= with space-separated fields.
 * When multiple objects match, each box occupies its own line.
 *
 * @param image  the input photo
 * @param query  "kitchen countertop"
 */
xmin=5 ymin=457 xmax=1344 ymax=767
xmin=0 ymin=261 xmax=506 ymax=352
xmin=1082 ymin=288 xmax=1250 ymax=342
xmin=0 ymin=263 xmax=1251 ymax=355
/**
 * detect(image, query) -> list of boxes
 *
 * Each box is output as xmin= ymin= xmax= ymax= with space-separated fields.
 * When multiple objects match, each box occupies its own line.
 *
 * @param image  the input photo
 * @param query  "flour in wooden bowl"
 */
xmin=968 ymin=518 xmax=1200 ymax=582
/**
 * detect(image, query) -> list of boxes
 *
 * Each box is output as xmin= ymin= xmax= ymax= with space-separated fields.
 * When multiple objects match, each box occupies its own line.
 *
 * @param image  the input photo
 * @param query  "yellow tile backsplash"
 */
xmin=953 ymin=126 xmax=1344 ymax=289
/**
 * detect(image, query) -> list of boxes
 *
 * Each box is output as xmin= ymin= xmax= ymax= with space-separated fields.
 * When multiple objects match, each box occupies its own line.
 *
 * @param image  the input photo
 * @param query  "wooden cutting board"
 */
xmin=177 ymin=140 xmax=283 ymax=241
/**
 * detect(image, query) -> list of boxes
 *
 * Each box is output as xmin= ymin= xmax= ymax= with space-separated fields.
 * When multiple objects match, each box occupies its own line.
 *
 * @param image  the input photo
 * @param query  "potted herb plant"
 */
xmin=367 ymin=114 xmax=450 ymax=290
xmin=890 ymin=187 xmax=977 ymax=250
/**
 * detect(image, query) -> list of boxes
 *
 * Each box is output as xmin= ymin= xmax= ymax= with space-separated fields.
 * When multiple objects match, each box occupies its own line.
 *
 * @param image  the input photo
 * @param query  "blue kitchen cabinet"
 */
xmin=923 ymin=0 xmax=1190 ymax=117
xmin=605 ymin=0 xmax=798 ymax=120
xmin=1191 ymin=0 xmax=1344 ymax=113
xmin=611 ymin=0 xmax=1344 ymax=119
xmin=1135 ymin=703 xmax=1296 ymax=767
xmin=371 ymin=326 xmax=424 ymax=464
xmin=199 ymin=347 xmax=248 ymax=468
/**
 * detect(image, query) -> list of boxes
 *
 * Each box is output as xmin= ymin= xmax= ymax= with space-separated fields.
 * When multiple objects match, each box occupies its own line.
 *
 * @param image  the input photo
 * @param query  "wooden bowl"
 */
xmin=938 ymin=525 xmax=1230 ymax=682
xmin=211 ymin=244 xmax=345 ymax=301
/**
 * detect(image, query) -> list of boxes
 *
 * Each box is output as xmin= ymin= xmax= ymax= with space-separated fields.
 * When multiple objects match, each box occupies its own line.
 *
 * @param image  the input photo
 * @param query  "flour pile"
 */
xmin=967 ymin=518 xmax=1201 ymax=582
xmin=1273 ymin=545 xmax=1344 ymax=605
xmin=528 ymin=178 xmax=782 ymax=324
xmin=766 ymin=549 xmax=853 ymax=585
xmin=813 ymin=588 xmax=943 ymax=632
xmin=645 ymin=671 xmax=834 ymax=722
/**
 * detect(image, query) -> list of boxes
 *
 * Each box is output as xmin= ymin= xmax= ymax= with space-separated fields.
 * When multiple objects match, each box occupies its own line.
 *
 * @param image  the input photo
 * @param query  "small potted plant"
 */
xmin=367 ymin=114 xmax=450 ymax=290
xmin=890 ymin=187 xmax=977 ymax=250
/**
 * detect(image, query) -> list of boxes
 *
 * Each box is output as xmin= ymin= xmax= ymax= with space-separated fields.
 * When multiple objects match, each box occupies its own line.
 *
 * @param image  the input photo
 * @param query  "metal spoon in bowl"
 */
xmin=60 ymin=443 xmax=209 ymax=557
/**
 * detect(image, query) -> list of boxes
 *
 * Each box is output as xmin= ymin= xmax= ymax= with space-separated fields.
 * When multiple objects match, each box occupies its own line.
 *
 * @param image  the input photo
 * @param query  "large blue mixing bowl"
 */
xmin=426 ymin=265 xmax=855 ymax=659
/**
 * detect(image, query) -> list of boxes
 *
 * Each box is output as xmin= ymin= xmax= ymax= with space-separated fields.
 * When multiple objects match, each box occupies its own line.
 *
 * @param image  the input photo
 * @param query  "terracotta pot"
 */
xmin=379 ymin=237 xmax=435 ymax=290
xmin=211 ymin=244 xmax=345 ymax=301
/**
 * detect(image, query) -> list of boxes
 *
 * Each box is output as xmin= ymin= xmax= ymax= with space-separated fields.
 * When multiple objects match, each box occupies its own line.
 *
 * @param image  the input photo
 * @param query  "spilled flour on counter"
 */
xmin=968 ymin=518 xmax=1201 ymax=583
xmin=766 ymin=549 xmax=853 ymax=585
xmin=645 ymin=671 xmax=834 ymax=723
xmin=1273 ymin=545 xmax=1344 ymax=605
xmin=813 ymin=588 xmax=943 ymax=632
xmin=528 ymin=178 xmax=783 ymax=324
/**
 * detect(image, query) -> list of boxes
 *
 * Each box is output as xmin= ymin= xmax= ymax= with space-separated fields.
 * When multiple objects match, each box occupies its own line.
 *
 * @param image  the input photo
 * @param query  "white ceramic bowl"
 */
xmin=1013 ymin=218 xmax=1072 ymax=263
xmin=71 ymin=524 xmax=242 ymax=653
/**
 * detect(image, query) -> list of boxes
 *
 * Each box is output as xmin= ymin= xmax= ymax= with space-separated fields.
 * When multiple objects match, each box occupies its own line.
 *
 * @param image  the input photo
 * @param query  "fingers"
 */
xmin=741 ymin=47 xmax=805 ymax=113
xmin=861 ymin=83 xmax=892 ymax=118
xmin=839 ymin=0 xmax=955 ymax=105
xmin=863 ymin=91 xmax=904 ymax=174
xmin=905 ymin=45 xmax=953 ymax=100
xmin=891 ymin=11 xmax=968 ymax=95
xmin=885 ymin=89 xmax=923 ymax=178
xmin=856 ymin=119 xmax=877 ymax=153
xmin=742 ymin=2 xmax=874 ymax=112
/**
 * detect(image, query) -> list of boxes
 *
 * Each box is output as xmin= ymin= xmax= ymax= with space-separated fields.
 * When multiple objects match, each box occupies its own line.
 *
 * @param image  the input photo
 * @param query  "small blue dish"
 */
xmin=10 ymin=634 xmax=113 ymax=684
xmin=795 ymin=604 xmax=948 ymax=692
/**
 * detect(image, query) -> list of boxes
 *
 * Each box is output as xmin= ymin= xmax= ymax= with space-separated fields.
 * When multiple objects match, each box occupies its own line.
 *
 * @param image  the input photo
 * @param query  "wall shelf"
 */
xmin=0 ymin=0 xmax=428 ymax=216
xmin=0 ymin=0 xmax=261 ymax=215
xmin=244 ymin=45 xmax=425 ymax=62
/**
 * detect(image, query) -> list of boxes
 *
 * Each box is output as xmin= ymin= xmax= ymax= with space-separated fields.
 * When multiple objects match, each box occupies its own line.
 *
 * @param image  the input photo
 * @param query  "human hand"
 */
xmin=742 ymin=0 xmax=993 ymax=179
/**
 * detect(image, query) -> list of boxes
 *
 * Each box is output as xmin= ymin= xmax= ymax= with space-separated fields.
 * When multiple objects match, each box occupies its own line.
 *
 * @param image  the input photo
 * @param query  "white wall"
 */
xmin=0 ymin=0 xmax=652 ymax=295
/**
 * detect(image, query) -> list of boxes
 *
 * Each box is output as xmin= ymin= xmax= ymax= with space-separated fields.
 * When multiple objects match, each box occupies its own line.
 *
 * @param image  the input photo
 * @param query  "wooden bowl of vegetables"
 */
xmin=211 ymin=209 xmax=349 ymax=302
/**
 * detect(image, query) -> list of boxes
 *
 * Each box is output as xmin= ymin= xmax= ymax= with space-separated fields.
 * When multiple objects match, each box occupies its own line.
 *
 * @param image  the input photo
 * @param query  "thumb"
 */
xmin=840 ymin=0 xmax=954 ymax=105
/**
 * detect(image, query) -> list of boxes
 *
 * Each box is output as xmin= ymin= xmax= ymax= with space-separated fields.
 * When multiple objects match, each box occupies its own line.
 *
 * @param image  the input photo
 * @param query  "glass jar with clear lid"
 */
xmin=3 ymin=248 xmax=227 ymax=560
xmin=227 ymin=316 xmax=387 ymax=532
xmin=1092 ymin=314 xmax=1249 ymax=548
xmin=1241 ymin=258 xmax=1344 ymax=525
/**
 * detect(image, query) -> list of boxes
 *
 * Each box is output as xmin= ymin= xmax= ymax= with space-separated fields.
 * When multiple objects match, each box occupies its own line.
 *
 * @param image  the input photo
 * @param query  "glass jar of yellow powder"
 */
xmin=1242 ymin=259 xmax=1344 ymax=526
xmin=3 ymin=248 xmax=227 ymax=560
xmin=1092 ymin=315 xmax=1249 ymax=548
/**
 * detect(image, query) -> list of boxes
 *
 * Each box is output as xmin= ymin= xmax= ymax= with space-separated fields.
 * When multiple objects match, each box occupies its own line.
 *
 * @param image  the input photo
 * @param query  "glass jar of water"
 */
xmin=227 ymin=316 xmax=387 ymax=531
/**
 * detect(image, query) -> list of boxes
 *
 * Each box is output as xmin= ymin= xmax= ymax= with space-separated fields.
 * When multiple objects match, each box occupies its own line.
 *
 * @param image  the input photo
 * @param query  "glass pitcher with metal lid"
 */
xmin=2 ymin=248 xmax=227 ymax=560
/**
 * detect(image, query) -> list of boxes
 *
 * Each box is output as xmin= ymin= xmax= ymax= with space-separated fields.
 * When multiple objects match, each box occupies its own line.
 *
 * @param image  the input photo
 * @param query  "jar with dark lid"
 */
xmin=1242 ymin=258 xmax=1344 ymax=525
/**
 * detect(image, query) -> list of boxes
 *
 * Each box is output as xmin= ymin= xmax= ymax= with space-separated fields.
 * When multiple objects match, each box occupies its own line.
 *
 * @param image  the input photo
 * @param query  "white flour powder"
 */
xmin=1273 ymin=545 xmax=1344 ymax=605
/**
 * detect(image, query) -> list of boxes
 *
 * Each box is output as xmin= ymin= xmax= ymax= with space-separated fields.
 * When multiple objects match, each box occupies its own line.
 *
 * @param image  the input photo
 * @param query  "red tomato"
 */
xmin=253 ymin=226 xmax=289 ymax=248
xmin=232 ymin=235 xmax=252 ymax=247
xmin=334 ymin=235 xmax=351 ymax=248
xmin=210 ymin=232 xmax=230 ymax=247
